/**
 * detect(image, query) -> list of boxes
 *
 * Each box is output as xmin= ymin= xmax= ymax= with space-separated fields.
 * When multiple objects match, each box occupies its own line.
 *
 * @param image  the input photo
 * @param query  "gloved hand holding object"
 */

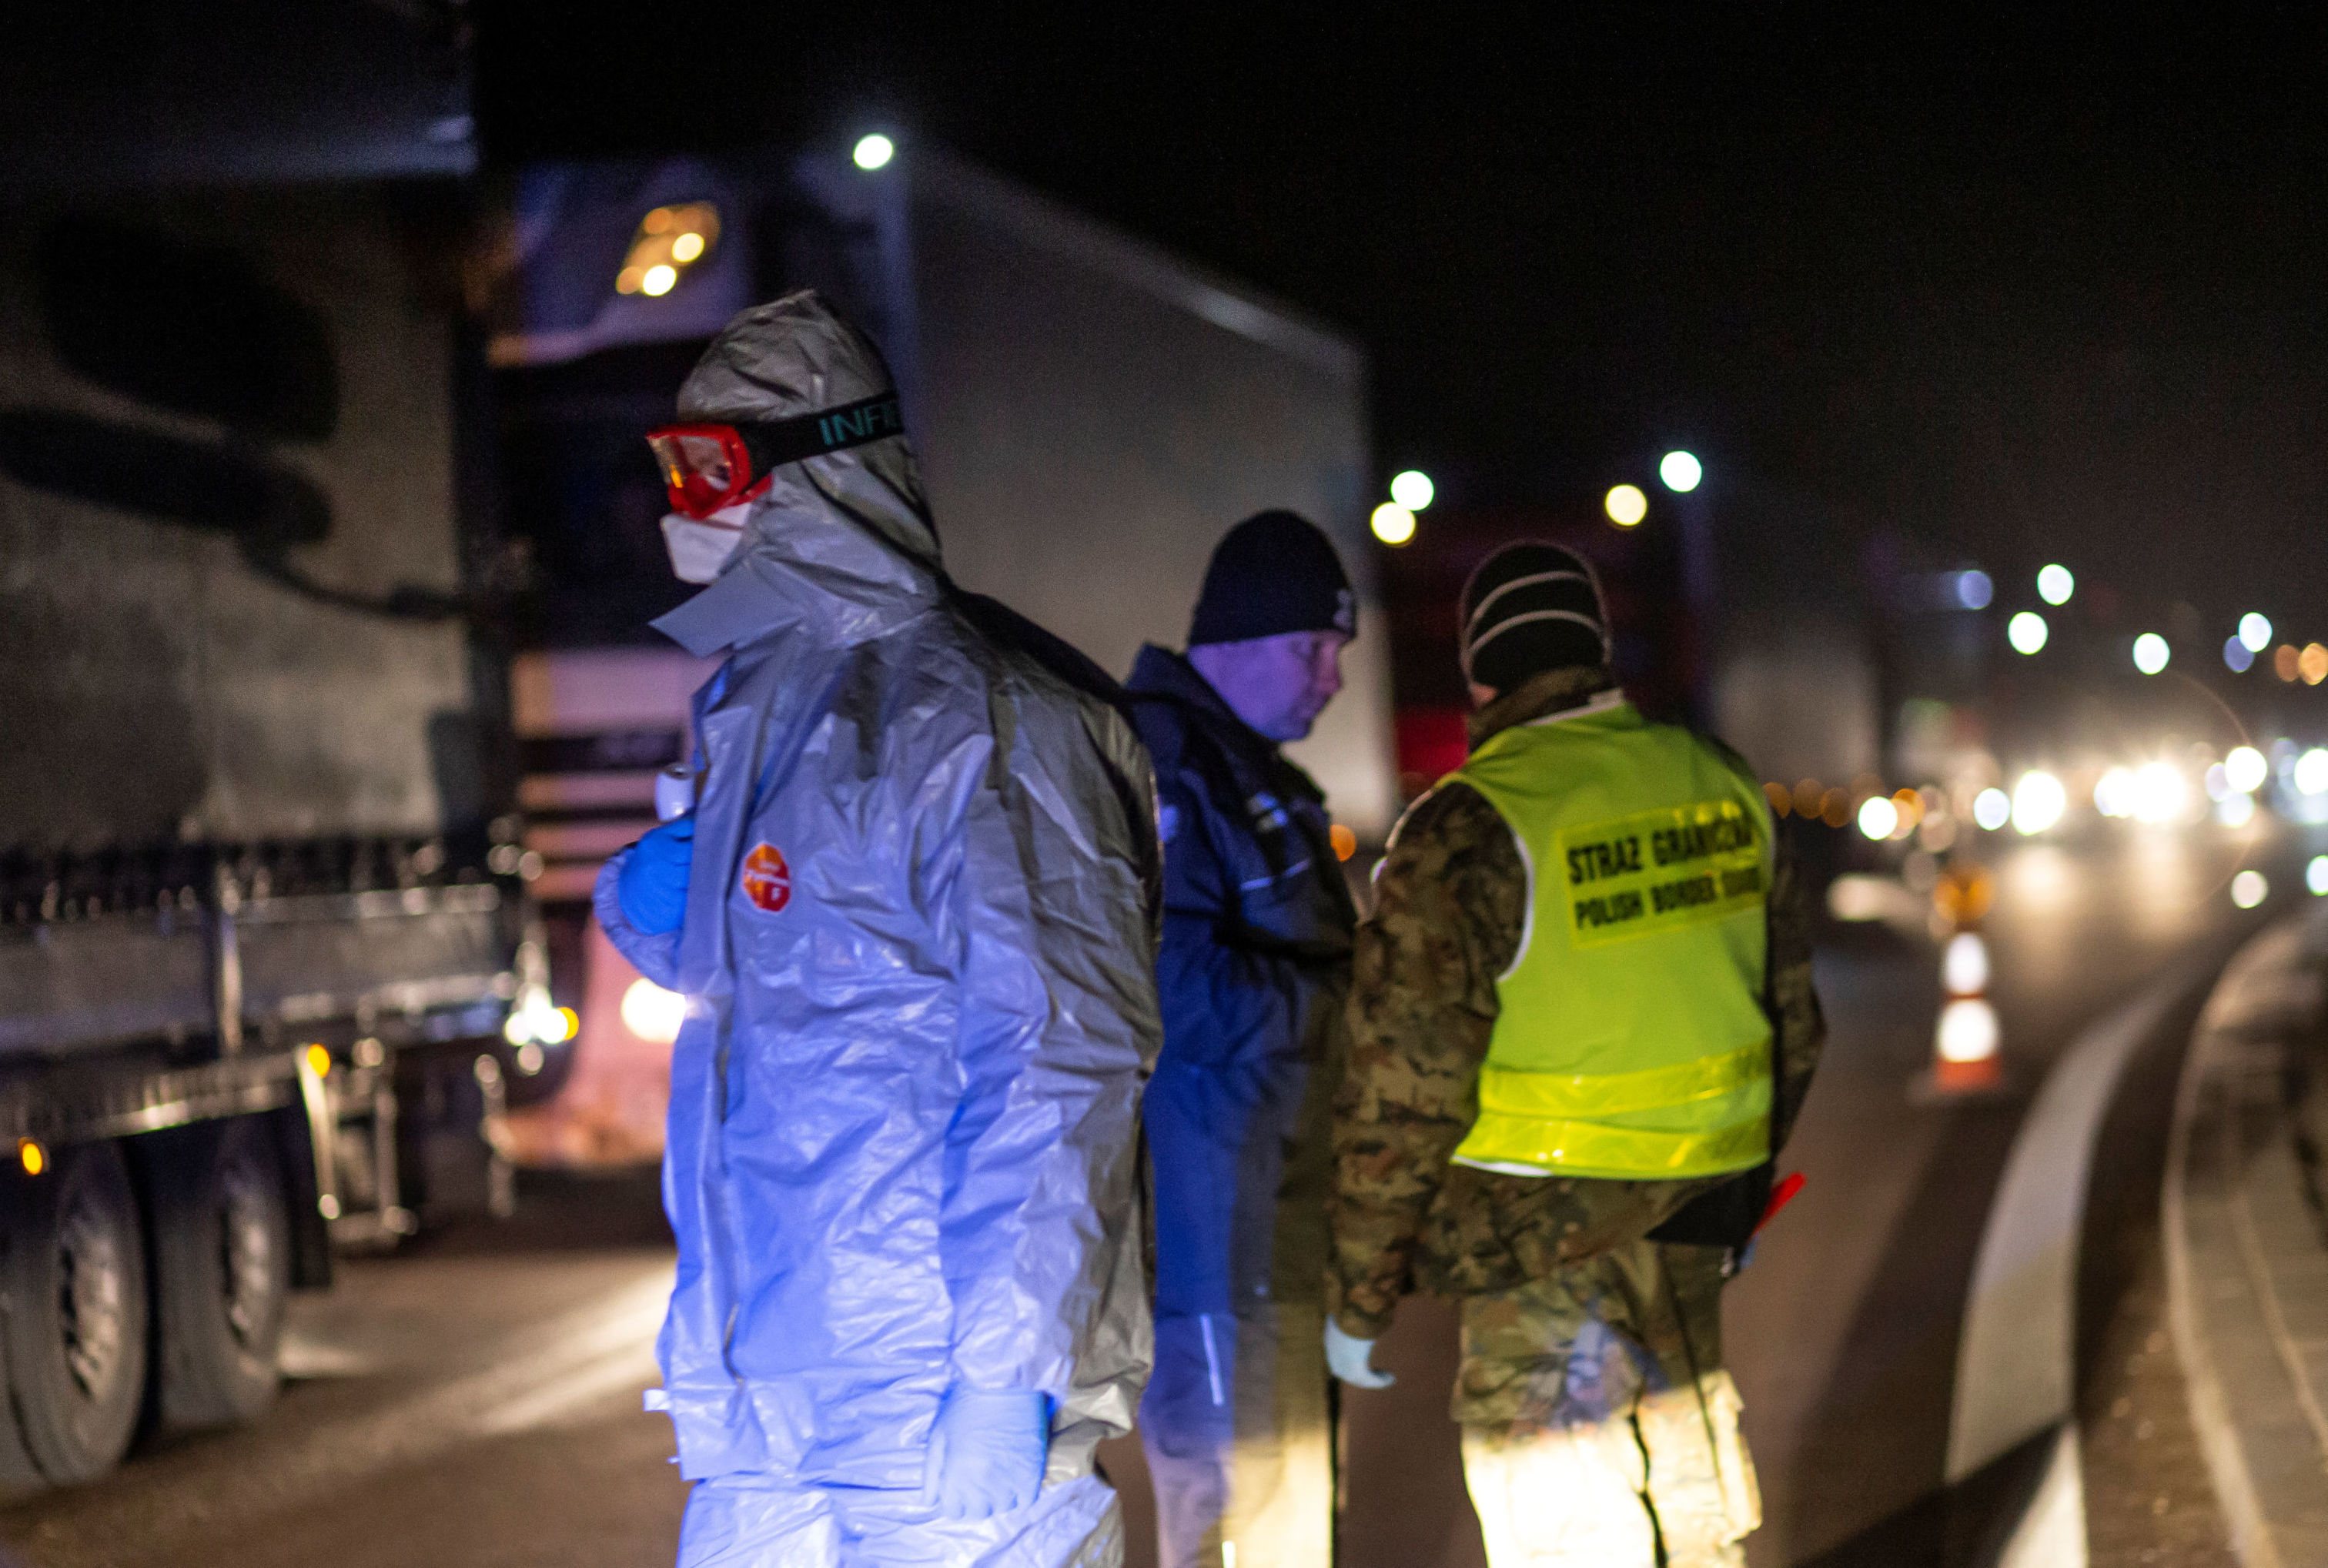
xmin=1325 ymin=1319 xmax=1395 ymax=1389
xmin=617 ymin=814 xmax=694 ymax=936
xmin=921 ymin=1388 xmax=1051 ymax=1520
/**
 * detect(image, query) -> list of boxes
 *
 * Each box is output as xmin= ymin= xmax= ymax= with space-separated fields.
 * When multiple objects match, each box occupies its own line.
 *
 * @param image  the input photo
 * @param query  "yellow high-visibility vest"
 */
xmin=1447 ymin=694 xmax=1774 ymax=1180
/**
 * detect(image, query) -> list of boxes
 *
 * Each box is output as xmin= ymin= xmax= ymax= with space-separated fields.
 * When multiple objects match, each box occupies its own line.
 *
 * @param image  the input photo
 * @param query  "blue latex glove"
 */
xmin=1325 ymin=1319 xmax=1395 ymax=1389
xmin=921 ymin=1387 xmax=1049 ymax=1520
xmin=616 ymin=814 xmax=694 ymax=936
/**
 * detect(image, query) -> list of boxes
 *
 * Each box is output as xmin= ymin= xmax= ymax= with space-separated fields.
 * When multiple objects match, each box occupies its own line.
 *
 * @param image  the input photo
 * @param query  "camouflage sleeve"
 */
xmin=1327 ymin=782 xmax=1524 ymax=1339
xmin=1766 ymin=825 xmax=1825 ymax=1152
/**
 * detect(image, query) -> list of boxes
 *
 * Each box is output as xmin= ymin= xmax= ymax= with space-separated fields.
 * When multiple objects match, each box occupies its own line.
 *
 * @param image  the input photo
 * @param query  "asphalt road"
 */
xmin=0 ymin=824 xmax=2298 ymax=1568
xmin=0 ymin=1172 xmax=687 ymax=1568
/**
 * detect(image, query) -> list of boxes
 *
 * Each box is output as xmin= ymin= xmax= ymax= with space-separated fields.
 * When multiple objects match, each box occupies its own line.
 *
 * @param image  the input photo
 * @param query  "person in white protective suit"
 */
xmin=597 ymin=291 xmax=1163 ymax=1567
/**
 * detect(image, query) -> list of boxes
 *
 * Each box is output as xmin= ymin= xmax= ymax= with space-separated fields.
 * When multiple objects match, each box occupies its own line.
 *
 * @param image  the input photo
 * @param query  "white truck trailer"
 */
xmin=483 ymin=143 xmax=1391 ymax=1161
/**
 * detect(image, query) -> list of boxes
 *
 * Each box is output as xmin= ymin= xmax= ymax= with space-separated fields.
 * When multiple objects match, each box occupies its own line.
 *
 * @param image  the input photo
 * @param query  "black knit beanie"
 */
xmin=1460 ymin=541 xmax=1611 ymax=693
xmin=1188 ymin=511 xmax=1356 ymax=646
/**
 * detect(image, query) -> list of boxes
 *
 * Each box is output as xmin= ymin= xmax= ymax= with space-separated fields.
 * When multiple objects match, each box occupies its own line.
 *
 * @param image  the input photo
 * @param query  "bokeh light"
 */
xmin=2224 ymin=636 xmax=2255 ymax=673
xmin=2226 ymin=746 xmax=2269 ymax=794
xmin=2036 ymin=564 xmax=2074 ymax=605
xmin=2239 ymin=613 xmax=2273 ymax=652
xmin=2132 ymin=761 xmax=2189 ymax=823
xmin=2275 ymin=645 xmax=2302 ymax=681
xmin=1604 ymin=484 xmax=1647 ymax=527
xmin=620 ymin=978 xmax=687 ymax=1045
xmin=1857 ymin=795 xmax=1898 ymax=839
xmin=2308 ymin=855 xmax=2328 ymax=896
xmin=1370 ymin=503 xmax=1416 ymax=545
xmin=2011 ymin=770 xmax=2065 ymax=834
xmin=854 ymin=133 xmax=896 ymax=170
xmin=2007 ymin=611 xmax=2048 ymax=654
xmin=1390 ymin=470 xmax=1435 ymax=510
xmin=2303 ymin=643 xmax=2328 ymax=684
xmin=1972 ymin=787 xmax=2010 ymax=831
xmin=1659 ymin=451 xmax=1703 ymax=492
xmin=1955 ymin=570 xmax=1993 ymax=610
xmin=2230 ymin=870 xmax=2269 ymax=909
xmin=2132 ymin=633 xmax=2170 ymax=674
xmin=2294 ymin=747 xmax=2328 ymax=795
xmin=2094 ymin=767 xmax=2136 ymax=817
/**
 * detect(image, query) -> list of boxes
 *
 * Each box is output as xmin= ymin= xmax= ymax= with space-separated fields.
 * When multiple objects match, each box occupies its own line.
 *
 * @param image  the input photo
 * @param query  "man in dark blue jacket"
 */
xmin=1126 ymin=510 xmax=1360 ymax=1568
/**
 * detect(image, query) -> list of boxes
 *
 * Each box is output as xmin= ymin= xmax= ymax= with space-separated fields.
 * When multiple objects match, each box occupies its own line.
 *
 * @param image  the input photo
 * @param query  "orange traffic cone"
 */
xmin=1919 ymin=861 xmax=2004 ymax=1097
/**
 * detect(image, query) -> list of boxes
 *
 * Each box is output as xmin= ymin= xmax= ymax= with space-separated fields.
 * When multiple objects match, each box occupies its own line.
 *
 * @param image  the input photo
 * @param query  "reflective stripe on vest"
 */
xmin=1448 ymin=698 xmax=1774 ymax=1181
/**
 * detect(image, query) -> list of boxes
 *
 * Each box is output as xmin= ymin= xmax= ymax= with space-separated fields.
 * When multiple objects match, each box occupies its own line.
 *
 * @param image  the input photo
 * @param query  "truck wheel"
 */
xmin=150 ymin=1119 xmax=289 ymax=1429
xmin=1 ymin=1140 xmax=149 ymax=1483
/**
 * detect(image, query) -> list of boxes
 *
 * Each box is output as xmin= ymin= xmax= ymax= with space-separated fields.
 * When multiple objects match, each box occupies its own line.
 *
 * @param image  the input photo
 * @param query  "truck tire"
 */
xmin=149 ymin=1118 xmax=289 ymax=1429
xmin=0 ymin=1140 xmax=149 ymax=1483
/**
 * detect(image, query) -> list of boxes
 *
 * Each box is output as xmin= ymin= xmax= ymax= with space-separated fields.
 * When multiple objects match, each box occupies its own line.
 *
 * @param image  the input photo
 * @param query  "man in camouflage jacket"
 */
xmin=1326 ymin=543 xmax=1824 ymax=1567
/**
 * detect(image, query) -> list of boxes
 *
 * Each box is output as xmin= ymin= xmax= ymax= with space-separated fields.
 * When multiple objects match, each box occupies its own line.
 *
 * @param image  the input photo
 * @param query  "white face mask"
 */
xmin=659 ymin=501 xmax=754 ymax=584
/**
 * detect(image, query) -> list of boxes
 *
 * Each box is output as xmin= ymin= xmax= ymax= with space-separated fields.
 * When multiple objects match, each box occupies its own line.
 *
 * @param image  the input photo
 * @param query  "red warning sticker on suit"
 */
xmin=740 ymin=843 xmax=792 ymax=912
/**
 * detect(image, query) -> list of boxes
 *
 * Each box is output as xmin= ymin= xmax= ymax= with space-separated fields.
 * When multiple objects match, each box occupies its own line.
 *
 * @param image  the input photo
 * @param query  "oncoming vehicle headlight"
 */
xmin=2010 ymin=771 xmax=2065 ymax=835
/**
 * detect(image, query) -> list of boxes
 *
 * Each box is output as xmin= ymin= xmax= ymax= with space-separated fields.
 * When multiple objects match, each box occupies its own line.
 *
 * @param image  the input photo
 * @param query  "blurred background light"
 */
xmin=1389 ymin=470 xmax=1435 ymax=510
xmin=1972 ymin=787 xmax=2011 ymax=831
xmin=1955 ymin=570 xmax=1993 ymax=610
xmin=2230 ymin=870 xmax=2269 ymax=909
xmin=2309 ymin=855 xmax=2328 ymax=896
xmin=2132 ymin=632 xmax=2171 ymax=674
xmin=620 ymin=978 xmax=687 ymax=1045
xmin=1857 ymin=795 xmax=1898 ymax=839
xmin=854 ymin=133 xmax=896 ymax=169
xmin=2132 ymin=761 xmax=2189 ymax=823
xmin=1659 ymin=450 xmax=1703 ymax=492
xmin=2011 ymin=770 xmax=2065 ymax=834
xmin=2036 ymin=563 xmax=2075 ymax=605
xmin=2303 ymin=643 xmax=2328 ymax=684
xmin=2275 ymin=645 xmax=2302 ymax=681
xmin=2239 ymin=612 xmax=2273 ymax=651
xmin=2216 ymin=792 xmax=2256 ymax=827
xmin=2204 ymin=763 xmax=2232 ymax=801
xmin=2224 ymin=636 xmax=2255 ymax=673
xmin=1604 ymin=484 xmax=1647 ymax=526
xmin=1943 ymin=931 xmax=1990 ymax=995
xmin=2225 ymin=746 xmax=2269 ymax=794
xmin=2294 ymin=747 xmax=2328 ymax=795
xmin=1370 ymin=502 xmax=1417 ymax=545
xmin=2007 ymin=611 xmax=2048 ymax=654
xmin=2093 ymin=767 xmax=2136 ymax=818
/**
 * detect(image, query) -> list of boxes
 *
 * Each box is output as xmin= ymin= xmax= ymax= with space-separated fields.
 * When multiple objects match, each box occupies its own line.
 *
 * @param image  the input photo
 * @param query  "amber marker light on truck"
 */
xmin=17 ymin=1139 xmax=44 ymax=1176
xmin=305 ymin=1043 xmax=332 ymax=1078
xmin=616 ymin=202 xmax=722 ymax=297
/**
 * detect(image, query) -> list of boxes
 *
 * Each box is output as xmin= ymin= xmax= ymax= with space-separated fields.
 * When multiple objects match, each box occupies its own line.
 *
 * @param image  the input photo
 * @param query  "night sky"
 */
xmin=491 ymin=8 xmax=2324 ymax=630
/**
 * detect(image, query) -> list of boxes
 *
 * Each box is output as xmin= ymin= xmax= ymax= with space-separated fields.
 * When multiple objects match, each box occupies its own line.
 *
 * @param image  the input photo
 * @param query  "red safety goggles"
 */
xmin=646 ymin=393 xmax=907 ymax=520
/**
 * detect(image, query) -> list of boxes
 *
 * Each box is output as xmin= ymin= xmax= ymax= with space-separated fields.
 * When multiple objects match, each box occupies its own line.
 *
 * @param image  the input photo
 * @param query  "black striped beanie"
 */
xmin=1459 ymin=541 xmax=1611 ymax=692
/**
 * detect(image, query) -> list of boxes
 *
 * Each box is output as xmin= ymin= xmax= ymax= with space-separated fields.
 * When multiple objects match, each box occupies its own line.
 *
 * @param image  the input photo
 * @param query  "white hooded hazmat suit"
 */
xmin=597 ymin=293 xmax=1162 ymax=1566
